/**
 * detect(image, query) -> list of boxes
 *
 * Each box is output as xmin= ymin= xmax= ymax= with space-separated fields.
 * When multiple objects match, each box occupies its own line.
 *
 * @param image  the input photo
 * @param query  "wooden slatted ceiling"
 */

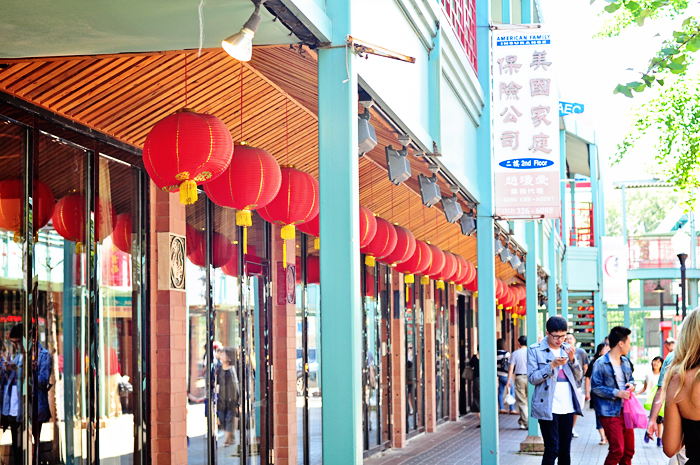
xmin=0 ymin=46 xmax=520 ymax=282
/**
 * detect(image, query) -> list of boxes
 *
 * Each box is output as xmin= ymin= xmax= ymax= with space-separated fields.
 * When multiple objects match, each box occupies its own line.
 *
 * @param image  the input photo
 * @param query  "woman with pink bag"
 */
xmin=662 ymin=308 xmax=700 ymax=464
xmin=591 ymin=326 xmax=637 ymax=465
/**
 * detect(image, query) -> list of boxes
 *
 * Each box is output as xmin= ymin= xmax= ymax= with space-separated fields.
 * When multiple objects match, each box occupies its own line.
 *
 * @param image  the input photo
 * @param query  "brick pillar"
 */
xmin=150 ymin=187 xmax=188 ymax=465
xmin=424 ymin=282 xmax=437 ymax=433
xmin=270 ymin=226 xmax=297 ymax=465
xmin=448 ymin=285 xmax=459 ymax=421
xmin=391 ymin=270 xmax=406 ymax=448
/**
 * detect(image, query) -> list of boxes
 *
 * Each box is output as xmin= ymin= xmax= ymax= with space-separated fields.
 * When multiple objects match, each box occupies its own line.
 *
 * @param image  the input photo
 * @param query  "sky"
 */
xmin=539 ymin=0 xmax=686 ymax=194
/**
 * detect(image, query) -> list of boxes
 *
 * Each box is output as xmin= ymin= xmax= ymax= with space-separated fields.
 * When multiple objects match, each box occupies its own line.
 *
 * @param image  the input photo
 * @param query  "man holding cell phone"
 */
xmin=528 ymin=316 xmax=584 ymax=465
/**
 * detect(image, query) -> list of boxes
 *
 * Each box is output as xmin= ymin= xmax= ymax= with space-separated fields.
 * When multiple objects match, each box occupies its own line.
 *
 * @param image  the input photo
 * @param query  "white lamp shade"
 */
xmin=222 ymin=28 xmax=255 ymax=62
xmin=671 ymin=230 xmax=691 ymax=256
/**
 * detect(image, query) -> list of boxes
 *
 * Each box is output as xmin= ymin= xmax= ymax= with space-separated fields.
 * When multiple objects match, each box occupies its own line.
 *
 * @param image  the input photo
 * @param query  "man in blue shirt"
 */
xmin=528 ymin=316 xmax=583 ymax=465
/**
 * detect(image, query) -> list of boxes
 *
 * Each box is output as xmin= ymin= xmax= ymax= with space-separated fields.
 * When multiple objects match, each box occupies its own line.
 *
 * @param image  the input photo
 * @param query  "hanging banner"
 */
xmin=492 ymin=28 xmax=561 ymax=219
xmin=601 ymin=236 xmax=628 ymax=306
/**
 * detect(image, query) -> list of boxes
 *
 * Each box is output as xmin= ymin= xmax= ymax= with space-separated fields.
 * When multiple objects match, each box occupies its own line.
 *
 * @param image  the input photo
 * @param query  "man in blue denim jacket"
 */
xmin=591 ymin=326 xmax=636 ymax=465
xmin=527 ymin=316 xmax=583 ymax=465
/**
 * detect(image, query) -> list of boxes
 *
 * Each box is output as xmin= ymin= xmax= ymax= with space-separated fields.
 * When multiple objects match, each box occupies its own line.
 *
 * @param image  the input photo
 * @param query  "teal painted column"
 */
xmin=429 ymin=25 xmax=442 ymax=148
xmin=623 ymin=304 xmax=630 ymax=328
xmin=589 ymin=142 xmax=605 ymax=344
xmin=548 ymin=230 xmax=557 ymax=317
xmin=525 ymin=221 xmax=540 ymax=438
xmin=476 ymin=0 xmax=498 ymax=458
xmin=521 ymin=0 xmax=533 ymax=22
xmin=559 ymin=130 xmax=568 ymax=322
xmin=502 ymin=0 xmax=512 ymax=24
xmin=318 ymin=0 xmax=362 ymax=460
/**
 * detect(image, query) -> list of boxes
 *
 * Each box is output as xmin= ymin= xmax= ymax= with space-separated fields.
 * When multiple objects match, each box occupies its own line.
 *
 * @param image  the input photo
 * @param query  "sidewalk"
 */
xmin=364 ymin=408 xmax=668 ymax=465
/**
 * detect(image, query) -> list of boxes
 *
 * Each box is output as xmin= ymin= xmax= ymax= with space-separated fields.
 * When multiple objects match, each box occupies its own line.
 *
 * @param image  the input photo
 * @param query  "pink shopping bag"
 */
xmin=623 ymin=393 xmax=648 ymax=429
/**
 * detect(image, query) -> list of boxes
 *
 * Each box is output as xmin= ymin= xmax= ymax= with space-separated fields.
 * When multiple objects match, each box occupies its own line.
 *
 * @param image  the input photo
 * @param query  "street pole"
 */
xmin=660 ymin=293 xmax=664 ymax=323
xmin=679 ymin=253 xmax=688 ymax=319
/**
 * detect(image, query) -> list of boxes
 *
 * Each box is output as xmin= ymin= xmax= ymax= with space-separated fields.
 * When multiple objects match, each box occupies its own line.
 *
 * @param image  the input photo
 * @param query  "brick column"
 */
xmin=391 ymin=270 xmax=406 ymax=448
xmin=270 ymin=226 xmax=297 ymax=465
xmin=448 ymin=285 xmax=459 ymax=421
xmin=424 ymin=282 xmax=437 ymax=433
xmin=150 ymin=187 xmax=188 ymax=465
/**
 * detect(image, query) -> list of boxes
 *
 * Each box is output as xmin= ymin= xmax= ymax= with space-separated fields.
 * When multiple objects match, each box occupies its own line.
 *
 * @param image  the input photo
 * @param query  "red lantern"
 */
xmin=203 ymin=143 xmax=281 ymax=251
xmin=360 ymin=218 xmax=397 ymax=267
xmin=143 ymin=109 xmax=233 ymax=205
xmin=423 ymin=245 xmax=445 ymax=285
xmin=52 ymin=193 xmax=116 ymax=252
xmin=465 ymin=276 xmax=478 ymax=292
xmin=297 ymin=213 xmax=320 ymax=249
xmin=453 ymin=255 xmax=468 ymax=289
xmin=258 ymin=166 xmax=319 ymax=267
xmin=396 ymin=240 xmax=431 ymax=284
xmin=186 ymin=224 xmax=202 ymax=257
xmin=187 ymin=231 xmax=234 ymax=268
xmin=439 ymin=251 xmax=458 ymax=282
xmin=222 ymin=245 xmax=258 ymax=277
xmin=0 ymin=179 xmax=55 ymax=242
xmin=364 ymin=271 xmax=376 ymax=297
xmin=496 ymin=279 xmax=506 ymax=301
xmin=112 ymin=213 xmax=132 ymax=254
xmin=383 ymin=226 xmax=416 ymax=266
xmin=294 ymin=255 xmax=319 ymax=284
xmin=359 ymin=206 xmax=377 ymax=248
xmin=461 ymin=260 xmax=476 ymax=286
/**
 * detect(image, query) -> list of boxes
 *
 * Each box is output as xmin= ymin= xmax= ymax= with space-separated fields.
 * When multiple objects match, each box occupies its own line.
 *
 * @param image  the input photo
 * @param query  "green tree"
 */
xmin=605 ymin=187 xmax=681 ymax=236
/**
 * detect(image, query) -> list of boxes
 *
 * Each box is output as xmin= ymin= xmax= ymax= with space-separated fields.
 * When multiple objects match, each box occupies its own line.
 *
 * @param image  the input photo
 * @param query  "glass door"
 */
xmin=241 ymin=259 xmax=271 ymax=465
xmin=405 ymin=280 xmax=424 ymax=435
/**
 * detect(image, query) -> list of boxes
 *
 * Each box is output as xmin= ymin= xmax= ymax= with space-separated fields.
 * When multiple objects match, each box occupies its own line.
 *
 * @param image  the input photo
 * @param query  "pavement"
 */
xmin=364 ymin=406 xmax=668 ymax=465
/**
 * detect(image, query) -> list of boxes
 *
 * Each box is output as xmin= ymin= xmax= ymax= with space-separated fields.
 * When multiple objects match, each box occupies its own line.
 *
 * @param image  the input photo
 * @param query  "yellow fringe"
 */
xmin=436 ymin=280 xmax=444 ymax=290
xmin=365 ymin=255 xmax=376 ymax=267
xmin=420 ymin=275 xmax=429 ymax=285
xmin=473 ymin=291 xmax=478 ymax=298
xmin=314 ymin=237 xmax=320 ymax=250
xmin=243 ymin=227 xmax=248 ymax=254
xmin=179 ymin=180 xmax=198 ymax=205
xmin=283 ymin=240 xmax=287 ymax=268
xmin=456 ymin=284 xmax=463 ymax=291
xmin=281 ymin=225 xmax=295 ymax=268
xmin=500 ymin=310 xmax=503 ymax=322
xmin=236 ymin=209 xmax=253 ymax=227
xmin=404 ymin=274 xmax=414 ymax=284
xmin=76 ymin=242 xmax=84 ymax=254
xmin=12 ymin=231 xmax=20 ymax=243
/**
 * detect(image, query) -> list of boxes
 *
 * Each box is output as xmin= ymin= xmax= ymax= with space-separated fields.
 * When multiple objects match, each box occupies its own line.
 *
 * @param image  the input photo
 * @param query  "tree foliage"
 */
xmin=605 ymin=187 xmax=681 ymax=236
xmin=614 ymin=77 xmax=700 ymax=206
xmin=592 ymin=0 xmax=698 ymax=96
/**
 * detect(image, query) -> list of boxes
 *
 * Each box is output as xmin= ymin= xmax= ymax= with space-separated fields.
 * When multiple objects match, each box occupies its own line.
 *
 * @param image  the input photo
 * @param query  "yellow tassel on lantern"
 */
xmin=456 ymin=284 xmax=463 ymax=291
xmin=474 ymin=291 xmax=478 ymax=298
xmin=404 ymin=274 xmax=414 ymax=284
xmin=498 ymin=304 xmax=504 ymax=310
xmin=500 ymin=310 xmax=504 ymax=321
xmin=281 ymin=224 xmax=295 ymax=268
xmin=12 ymin=231 xmax=20 ymax=243
xmin=436 ymin=280 xmax=445 ymax=290
xmin=406 ymin=286 xmax=410 ymax=303
xmin=33 ymin=232 xmax=38 ymax=243
xmin=76 ymin=242 xmax=84 ymax=254
xmin=420 ymin=275 xmax=429 ymax=285
xmin=314 ymin=237 xmax=320 ymax=250
xmin=365 ymin=255 xmax=376 ymax=267
xmin=179 ymin=180 xmax=198 ymax=205
xmin=236 ymin=209 xmax=253 ymax=253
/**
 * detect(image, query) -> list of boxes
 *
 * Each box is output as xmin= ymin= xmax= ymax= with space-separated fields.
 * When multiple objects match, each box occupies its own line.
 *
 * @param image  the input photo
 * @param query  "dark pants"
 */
xmin=599 ymin=415 xmax=635 ymax=465
xmin=2 ymin=415 xmax=21 ymax=465
xmin=539 ymin=413 xmax=574 ymax=465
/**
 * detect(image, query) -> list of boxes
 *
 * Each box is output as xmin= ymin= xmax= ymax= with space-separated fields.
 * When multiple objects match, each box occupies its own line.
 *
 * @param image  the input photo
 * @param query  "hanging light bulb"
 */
xmin=222 ymin=0 xmax=264 ymax=62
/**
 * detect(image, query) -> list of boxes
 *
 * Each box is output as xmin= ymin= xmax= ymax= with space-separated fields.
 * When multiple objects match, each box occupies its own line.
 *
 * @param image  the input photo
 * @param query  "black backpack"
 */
xmin=498 ymin=352 xmax=510 ymax=372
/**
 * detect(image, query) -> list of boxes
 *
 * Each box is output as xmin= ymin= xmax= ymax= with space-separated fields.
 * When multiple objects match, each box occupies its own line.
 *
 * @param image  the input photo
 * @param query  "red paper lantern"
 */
xmin=259 ymin=166 xmax=319 ymax=267
xmin=436 ymin=251 xmax=457 ymax=282
xmin=52 ymin=193 xmax=116 ymax=252
xmin=360 ymin=217 xmax=397 ymax=266
xmin=297 ymin=213 xmax=320 ymax=249
xmin=396 ymin=240 xmax=431 ymax=284
xmin=461 ymin=260 xmax=476 ymax=286
xmin=453 ymin=255 xmax=469 ymax=288
xmin=187 ymin=231 xmax=234 ymax=268
xmin=112 ymin=213 xmax=132 ymax=254
xmin=383 ymin=226 xmax=416 ymax=266
xmin=203 ymin=143 xmax=281 ymax=251
xmin=495 ymin=279 xmax=506 ymax=301
xmin=423 ymin=245 xmax=445 ymax=285
xmin=187 ymin=228 xmax=205 ymax=267
xmin=186 ymin=224 xmax=201 ymax=257
xmin=294 ymin=255 xmax=319 ymax=284
xmin=359 ymin=206 xmax=377 ymax=248
xmin=0 ymin=179 xmax=55 ymax=241
xmin=143 ymin=109 xmax=233 ymax=205
xmin=222 ymin=245 xmax=258 ymax=277
xmin=465 ymin=276 xmax=478 ymax=292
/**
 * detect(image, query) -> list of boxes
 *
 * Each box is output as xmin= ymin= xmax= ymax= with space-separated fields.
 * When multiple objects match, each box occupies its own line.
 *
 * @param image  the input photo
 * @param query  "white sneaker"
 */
xmin=572 ymin=429 xmax=579 ymax=438
xmin=519 ymin=424 xmax=527 ymax=430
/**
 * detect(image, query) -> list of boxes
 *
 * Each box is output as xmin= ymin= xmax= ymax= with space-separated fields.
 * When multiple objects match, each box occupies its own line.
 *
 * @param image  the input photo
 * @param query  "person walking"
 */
xmin=497 ymin=338 xmax=516 ymax=414
xmin=660 ymin=308 xmax=700 ymax=463
xmin=505 ymin=335 xmax=529 ymax=429
xmin=638 ymin=356 xmax=663 ymax=446
xmin=528 ymin=316 xmax=583 ymax=465
xmin=591 ymin=326 xmax=636 ymax=465
xmin=585 ymin=342 xmax=610 ymax=445
xmin=565 ymin=333 xmax=589 ymax=438
xmin=469 ymin=349 xmax=481 ymax=427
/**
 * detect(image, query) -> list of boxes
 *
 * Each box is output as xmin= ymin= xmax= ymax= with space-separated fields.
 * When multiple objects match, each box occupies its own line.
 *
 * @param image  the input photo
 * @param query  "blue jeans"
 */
xmin=498 ymin=375 xmax=515 ymax=411
xmin=539 ymin=413 xmax=574 ymax=465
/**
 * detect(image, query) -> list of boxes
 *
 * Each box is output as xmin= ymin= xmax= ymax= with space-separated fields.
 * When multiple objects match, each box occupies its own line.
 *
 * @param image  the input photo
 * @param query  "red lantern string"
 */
xmin=285 ymin=98 xmax=290 ymax=165
xmin=240 ymin=62 xmax=244 ymax=141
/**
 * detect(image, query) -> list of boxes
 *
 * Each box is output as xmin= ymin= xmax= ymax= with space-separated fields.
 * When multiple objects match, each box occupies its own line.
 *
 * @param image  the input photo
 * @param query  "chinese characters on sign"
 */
xmin=492 ymin=30 xmax=560 ymax=219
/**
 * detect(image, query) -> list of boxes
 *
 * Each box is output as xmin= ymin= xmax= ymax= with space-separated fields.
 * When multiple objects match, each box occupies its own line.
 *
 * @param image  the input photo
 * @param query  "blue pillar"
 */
xmin=559 ymin=130 xmax=568 ymax=322
xmin=502 ymin=0 xmax=512 ymax=24
xmin=548 ymin=230 xmax=557 ymax=317
xmin=623 ymin=304 xmax=630 ymax=328
xmin=589 ymin=142 xmax=605 ymax=344
xmin=476 ymin=0 xmax=498 ymax=457
xmin=525 ymin=221 xmax=540 ymax=438
xmin=429 ymin=26 xmax=442 ymax=148
xmin=521 ymin=0 xmax=533 ymax=22
xmin=318 ymin=0 xmax=362 ymax=460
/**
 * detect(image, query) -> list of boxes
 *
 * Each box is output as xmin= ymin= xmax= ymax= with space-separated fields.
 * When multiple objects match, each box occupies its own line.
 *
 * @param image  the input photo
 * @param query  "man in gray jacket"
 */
xmin=528 ymin=316 xmax=583 ymax=465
